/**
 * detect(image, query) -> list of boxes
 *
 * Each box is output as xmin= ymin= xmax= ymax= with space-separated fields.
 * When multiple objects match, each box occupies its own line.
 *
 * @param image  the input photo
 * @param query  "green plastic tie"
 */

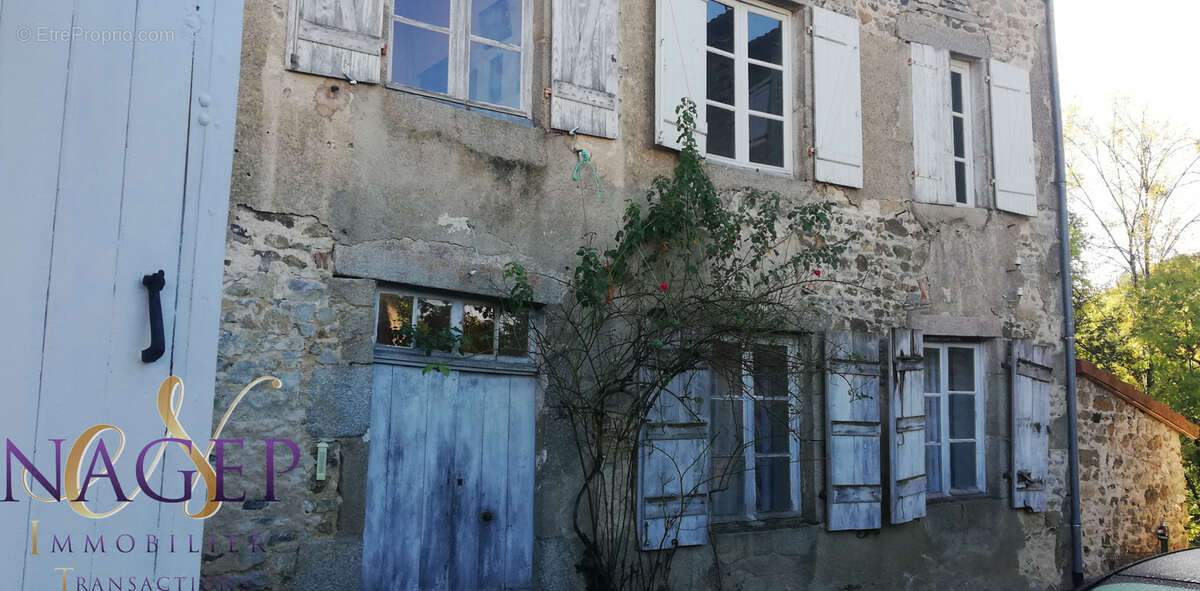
xmin=572 ymin=150 xmax=605 ymax=198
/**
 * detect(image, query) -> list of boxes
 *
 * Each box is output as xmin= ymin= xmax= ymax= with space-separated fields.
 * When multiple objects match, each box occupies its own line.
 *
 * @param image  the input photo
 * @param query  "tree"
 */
xmin=1066 ymin=99 xmax=1200 ymax=287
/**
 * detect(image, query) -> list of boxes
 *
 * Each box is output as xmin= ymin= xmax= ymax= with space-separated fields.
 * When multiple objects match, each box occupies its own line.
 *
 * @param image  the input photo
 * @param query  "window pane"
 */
xmin=749 ymin=116 xmax=783 ymax=167
xmin=948 ymin=347 xmax=975 ymax=391
xmin=953 ymin=116 xmax=965 ymax=158
xmin=748 ymin=64 xmax=783 ymax=116
xmin=755 ymin=456 xmax=791 ymax=512
xmin=951 ymin=71 xmax=963 ymax=113
xmin=711 ymin=398 xmax=744 ymax=455
xmin=924 ymin=396 xmax=940 ymax=443
xmin=707 ymin=106 xmax=735 ymax=158
xmin=395 ymin=0 xmax=450 ymax=28
xmin=468 ymin=43 xmax=521 ymax=108
xmin=950 ymin=442 xmax=976 ymax=490
xmin=417 ymin=298 xmax=452 ymax=351
xmin=923 ymin=347 xmax=940 ymax=393
xmin=926 ymin=445 xmax=942 ymax=493
xmin=706 ymin=1 xmax=734 ymax=53
xmin=392 ymin=22 xmax=450 ymax=94
xmin=706 ymin=53 xmax=735 ymax=105
xmin=497 ymin=310 xmax=529 ymax=357
xmin=949 ymin=393 xmax=975 ymax=439
xmin=461 ymin=304 xmax=495 ymax=355
xmin=376 ymin=294 xmax=414 ymax=347
xmin=472 ymin=0 xmax=521 ymax=45
xmin=752 ymin=344 xmax=788 ymax=398
xmin=747 ymin=13 xmax=782 ymax=65
xmin=754 ymin=399 xmax=789 ymax=454
xmin=954 ymin=161 xmax=968 ymax=204
xmin=711 ymin=455 xmax=745 ymax=516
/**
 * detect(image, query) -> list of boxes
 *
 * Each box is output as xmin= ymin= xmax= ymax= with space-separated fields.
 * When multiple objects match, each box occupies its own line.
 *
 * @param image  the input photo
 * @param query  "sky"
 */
xmin=1053 ymin=0 xmax=1200 ymax=285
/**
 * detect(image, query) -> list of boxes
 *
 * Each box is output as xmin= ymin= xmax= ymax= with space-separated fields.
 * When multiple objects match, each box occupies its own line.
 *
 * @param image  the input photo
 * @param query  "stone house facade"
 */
xmin=204 ymin=0 xmax=1087 ymax=589
xmin=1076 ymin=360 xmax=1197 ymax=577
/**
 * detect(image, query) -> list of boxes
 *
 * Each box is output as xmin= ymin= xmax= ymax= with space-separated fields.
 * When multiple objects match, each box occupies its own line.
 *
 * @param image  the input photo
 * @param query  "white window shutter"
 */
xmin=910 ymin=43 xmax=953 ymax=204
xmin=812 ymin=8 xmax=864 ymax=188
xmin=655 ymin=0 xmax=707 ymax=152
xmin=551 ymin=0 xmax=620 ymax=138
xmin=825 ymin=330 xmax=883 ymax=531
xmin=989 ymin=60 xmax=1038 ymax=216
xmin=888 ymin=329 xmax=926 ymax=524
xmin=1010 ymin=340 xmax=1051 ymax=512
xmin=639 ymin=363 xmax=711 ymax=549
xmin=285 ymin=0 xmax=385 ymax=84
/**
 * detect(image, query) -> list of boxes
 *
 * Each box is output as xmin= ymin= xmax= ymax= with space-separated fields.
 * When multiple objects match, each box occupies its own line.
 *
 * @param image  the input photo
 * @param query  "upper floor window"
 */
xmin=704 ymin=1 xmax=791 ymax=171
xmin=950 ymin=59 xmax=974 ymax=206
xmin=390 ymin=0 xmax=531 ymax=115
xmin=923 ymin=342 xmax=985 ymax=495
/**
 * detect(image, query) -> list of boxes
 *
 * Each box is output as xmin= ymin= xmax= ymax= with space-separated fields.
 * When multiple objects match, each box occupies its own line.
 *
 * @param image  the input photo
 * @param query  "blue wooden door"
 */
xmin=0 ymin=0 xmax=244 ymax=588
xmin=363 ymin=364 xmax=536 ymax=590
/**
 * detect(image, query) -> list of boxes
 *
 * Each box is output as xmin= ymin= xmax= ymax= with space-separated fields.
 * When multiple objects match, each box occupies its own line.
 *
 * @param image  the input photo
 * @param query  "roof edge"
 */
xmin=1076 ymin=359 xmax=1200 ymax=439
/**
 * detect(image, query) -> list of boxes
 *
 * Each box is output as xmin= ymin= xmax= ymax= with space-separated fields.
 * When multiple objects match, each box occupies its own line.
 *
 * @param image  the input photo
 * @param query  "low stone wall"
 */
xmin=1076 ymin=365 xmax=1192 ymax=576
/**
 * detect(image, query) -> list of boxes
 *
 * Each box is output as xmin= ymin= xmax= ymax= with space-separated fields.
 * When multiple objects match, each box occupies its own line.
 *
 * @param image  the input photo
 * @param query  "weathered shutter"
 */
xmin=910 ymin=43 xmax=953 ymax=204
xmin=285 ymin=0 xmax=385 ymax=84
xmin=825 ymin=330 xmax=883 ymax=531
xmin=888 ymin=329 xmax=926 ymax=524
xmin=551 ymin=0 xmax=620 ymax=138
xmin=654 ymin=0 xmax=707 ymax=151
xmin=812 ymin=7 xmax=864 ymax=188
xmin=639 ymin=364 xmax=711 ymax=549
xmin=1010 ymin=340 xmax=1051 ymax=511
xmin=989 ymin=60 xmax=1038 ymax=216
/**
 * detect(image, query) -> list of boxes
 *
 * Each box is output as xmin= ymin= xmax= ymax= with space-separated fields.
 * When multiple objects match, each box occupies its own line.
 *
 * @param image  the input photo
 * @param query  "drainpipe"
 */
xmin=1044 ymin=0 xmax=1084 ymax=586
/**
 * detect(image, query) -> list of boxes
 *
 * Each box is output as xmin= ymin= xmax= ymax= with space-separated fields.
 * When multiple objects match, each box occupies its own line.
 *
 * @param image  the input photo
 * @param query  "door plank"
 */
xmin=386 ymin=366 xmax=431 ymax=590
xmin=418 ymin=371 xmax=460 ymax=589
xmin=504 ymin=376 xmax=536 ymax=588
xmin=361 ymin=365 xmax=394 ymax=590
xmin=450 ymin=372 xmax=486 ymax=590
xmin=0 ymin=0 xmax=75 ymax=584
xmin=476 ymin=375 xmax=511 ymax=583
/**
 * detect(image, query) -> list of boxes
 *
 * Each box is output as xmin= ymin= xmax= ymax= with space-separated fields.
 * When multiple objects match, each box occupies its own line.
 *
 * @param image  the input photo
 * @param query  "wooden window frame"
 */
xmin=950 ymin=59 xmax=975 ymax=208
xmin=386 ymin=0 xmax=534 ymax=118
xmin=374 ymin=288 xmax=534 ymax=370
xmin=711 ymin=339 xmax=803 ymax=521
xmin=923 ymin=342 xmax=985 ymax=497
xmin=703 ymin=0 xmax=794 ymax=174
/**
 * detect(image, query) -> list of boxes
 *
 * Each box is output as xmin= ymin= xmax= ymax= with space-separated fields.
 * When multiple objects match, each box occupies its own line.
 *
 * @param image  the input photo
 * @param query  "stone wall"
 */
xmin=1077 ymin=366 xmax=1192 ymax=576
xmin=204 ymin=0 xmax=1074 ymax=588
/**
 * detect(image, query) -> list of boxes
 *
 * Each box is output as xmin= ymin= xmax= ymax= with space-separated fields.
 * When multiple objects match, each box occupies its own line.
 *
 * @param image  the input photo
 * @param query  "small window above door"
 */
xmin=376 ymin=290 xmax=532 ymax=362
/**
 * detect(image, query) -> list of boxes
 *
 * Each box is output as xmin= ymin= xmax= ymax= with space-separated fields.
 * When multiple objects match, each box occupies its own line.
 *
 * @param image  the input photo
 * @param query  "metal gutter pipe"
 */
xmin=1044 ymin=0 xmax=1084 ymax=586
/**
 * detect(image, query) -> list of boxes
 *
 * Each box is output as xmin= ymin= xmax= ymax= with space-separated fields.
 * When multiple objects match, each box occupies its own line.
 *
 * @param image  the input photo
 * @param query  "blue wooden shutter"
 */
xmin=812 ymin=7 xmax=864 ymax=188
xmin=551 ymin=0 xmax=620 ymax=138
xmin=654 ymin=0 xmax=707 ymax=151
xmin=825 ymin=330 xmax=883 ymax=531
xmin=888 ymin=329 xmax=926 ymax=524
xmin=286 ymin=0 xmax=385 ymax=83
xmin=1010 ymin=340 xmax=1051 ymax=511
xmin=910 ymin=43 xmax=953 ymax=204
xmin=639 ymin=363 xmax=711 ymax=549
xmin=989 ymin=60 xmax=1038 ymax=216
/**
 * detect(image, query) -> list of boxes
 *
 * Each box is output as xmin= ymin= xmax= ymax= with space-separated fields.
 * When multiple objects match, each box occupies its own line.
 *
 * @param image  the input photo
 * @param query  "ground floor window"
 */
xmin=710 ymin=341 xmax=801 ymax=518
xmin=923 ymin=342 xmax=985 ymax=495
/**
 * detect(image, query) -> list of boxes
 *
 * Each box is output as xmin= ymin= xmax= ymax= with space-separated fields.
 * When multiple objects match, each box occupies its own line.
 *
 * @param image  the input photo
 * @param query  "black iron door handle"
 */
xmin=141 ymin=270 xmax=166 ymax=363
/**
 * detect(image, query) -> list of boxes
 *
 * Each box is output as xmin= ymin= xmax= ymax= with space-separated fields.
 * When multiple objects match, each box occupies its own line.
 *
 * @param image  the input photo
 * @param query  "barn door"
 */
xmin=0 ymin=0 xmax=244 ymax=588
xmin=363 ymin=363 xmax=536 ymax=590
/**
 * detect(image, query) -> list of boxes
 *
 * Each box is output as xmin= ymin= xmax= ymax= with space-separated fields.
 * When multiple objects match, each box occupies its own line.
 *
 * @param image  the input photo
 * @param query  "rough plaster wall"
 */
xmin=205 ymin=0 xmax=1069 ymax=589
xmin=1076 ymin=378 xmax=1190 ymax=575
